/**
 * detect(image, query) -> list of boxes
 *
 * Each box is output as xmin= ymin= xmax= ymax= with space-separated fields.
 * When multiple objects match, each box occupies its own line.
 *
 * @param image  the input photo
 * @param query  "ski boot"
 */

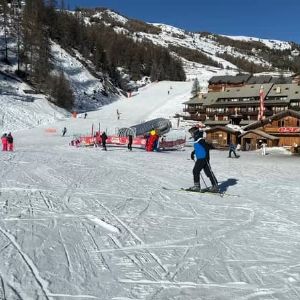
xmin=208 ymin=185 xmax=220 ymax=193
xmin=186 ymin=182 xmax=201 ymax=192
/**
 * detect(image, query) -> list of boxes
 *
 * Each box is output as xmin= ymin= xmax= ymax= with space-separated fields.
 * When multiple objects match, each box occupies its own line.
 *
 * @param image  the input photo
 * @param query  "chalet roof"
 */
xmin=239 ymin=129 xmax=279 ymax=140
xmin=267 ymin=83 xmax=300 ymax=98
xmin=208 ymin=74 xmax=251 ymax=85
xmin=270 ymin=77 xmax=293 ymax=84
xmin=240 ymin=120 xmax=253 ymax=125
xmin=247 ymin=75 xmax=272 ymax=84
xmin=243 ymin=109 xmax=300 ymax=131
xmin=183 ymin=96 xmax=204 ymax=105
xmin=202 ymin=83 xmax=273 ymax=106
xmin=204 ymin=120 xmax=230 ymax=126
xmin=205 ymin=126 xmax=238 ymax=134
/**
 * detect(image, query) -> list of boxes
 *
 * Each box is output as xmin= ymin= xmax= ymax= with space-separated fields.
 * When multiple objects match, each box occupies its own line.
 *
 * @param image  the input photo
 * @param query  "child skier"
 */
xmin=1 ymin=133 xmax=7 ymax=151
xmin=188 ymin=127 xmax=218 ymax=192
xmin=7 ymin=132 xmax=14 ymax=151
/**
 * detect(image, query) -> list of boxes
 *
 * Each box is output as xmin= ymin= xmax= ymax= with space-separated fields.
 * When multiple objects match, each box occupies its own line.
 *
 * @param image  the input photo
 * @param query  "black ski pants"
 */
xmin=229 ymin=149 xmax=238 ymax=157
xmin=193 ymin=159 xmax=218 ymax=186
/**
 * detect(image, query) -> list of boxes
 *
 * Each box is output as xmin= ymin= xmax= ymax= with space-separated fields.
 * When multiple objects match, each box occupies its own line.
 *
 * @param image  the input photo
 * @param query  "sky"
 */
xmin=66 ymin=0 xmax=300 ymax=44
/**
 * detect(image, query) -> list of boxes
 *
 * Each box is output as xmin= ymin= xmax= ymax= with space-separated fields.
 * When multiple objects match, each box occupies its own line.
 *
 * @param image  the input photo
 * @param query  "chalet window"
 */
xmin=297 ymin=120 xmax=300 ymax=127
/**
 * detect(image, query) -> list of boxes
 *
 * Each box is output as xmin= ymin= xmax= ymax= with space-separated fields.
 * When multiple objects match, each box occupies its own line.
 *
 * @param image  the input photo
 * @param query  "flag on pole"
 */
xmin=258 ymin=85 xmax=265 ymax=120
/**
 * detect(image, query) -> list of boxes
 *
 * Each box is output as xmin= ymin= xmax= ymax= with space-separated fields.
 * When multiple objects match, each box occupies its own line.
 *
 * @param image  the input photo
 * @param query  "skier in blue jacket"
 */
xmin=188 ymin=127 xmax=218 ymax=192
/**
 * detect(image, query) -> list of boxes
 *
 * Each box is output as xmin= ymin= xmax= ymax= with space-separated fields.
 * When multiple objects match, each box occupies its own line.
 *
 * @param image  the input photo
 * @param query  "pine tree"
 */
xmin=49 ymin=71 xmax=74 ymax=110
xmin=191 ymin=78 xmax=201 ymax=97
xmin=21 ymin=0 xmax=52 ymax=87
xmin=0 ymin=0 xmax=10 ymax=63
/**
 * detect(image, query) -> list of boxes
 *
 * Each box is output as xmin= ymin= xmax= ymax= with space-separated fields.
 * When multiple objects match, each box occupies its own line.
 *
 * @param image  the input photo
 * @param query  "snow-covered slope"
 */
xmin=51 ymin=43 xmax=120 ymax=111
xmin=1 ymin=76 xmax=300 ymax=300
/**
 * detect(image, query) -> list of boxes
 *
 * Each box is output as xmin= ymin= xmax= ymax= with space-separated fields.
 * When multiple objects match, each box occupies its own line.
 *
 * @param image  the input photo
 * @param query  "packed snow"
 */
xmin=1 ymin=80 xmax=300 ymax=300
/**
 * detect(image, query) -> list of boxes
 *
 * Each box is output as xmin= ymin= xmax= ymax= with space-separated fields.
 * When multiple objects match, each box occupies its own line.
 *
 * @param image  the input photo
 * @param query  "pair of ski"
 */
xmin=162 ymin=186 xmax=239 ymax=198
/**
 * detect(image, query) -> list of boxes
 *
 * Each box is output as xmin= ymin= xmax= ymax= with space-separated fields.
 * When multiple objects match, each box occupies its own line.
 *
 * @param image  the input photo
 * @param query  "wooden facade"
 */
xmin=205 ymin=127 xmax=239 ymax=148
xmin=242 ymin=110 xmax=300 ymax=151
xmin=208 ymin=74 xmax=251 ymax=92
xmin=183 ymin=75 xmax=300 ymax=151
xmin=239 ymin=130 xmax=279 ymax=151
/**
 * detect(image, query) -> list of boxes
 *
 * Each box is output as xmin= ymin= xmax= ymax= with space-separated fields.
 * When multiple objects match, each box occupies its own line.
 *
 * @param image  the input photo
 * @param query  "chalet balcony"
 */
xmin=264 ymin=110 xmax=273 ymax=116
xmin=183 ymin=107 xmax=196 ymax=113
xmin=264 ymin=127 xmax=280 ymax=133
xmin=289 ymin=106 xmax=300 ymax=111
xmin=183 ymin=114 xmax=206 ymax=122
xmin=183 ymin=107 xmax=205 ymax=114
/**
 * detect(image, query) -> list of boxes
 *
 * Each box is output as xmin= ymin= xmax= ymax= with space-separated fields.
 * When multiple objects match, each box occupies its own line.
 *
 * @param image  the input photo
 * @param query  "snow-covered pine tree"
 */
xmin=191 ymin=77 xmax=200 ymax=97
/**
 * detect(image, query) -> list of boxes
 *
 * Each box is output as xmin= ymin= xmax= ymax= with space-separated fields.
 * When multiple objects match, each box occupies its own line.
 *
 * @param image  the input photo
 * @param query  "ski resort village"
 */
xmin=1 ymin=2 xmax=300 ymax=300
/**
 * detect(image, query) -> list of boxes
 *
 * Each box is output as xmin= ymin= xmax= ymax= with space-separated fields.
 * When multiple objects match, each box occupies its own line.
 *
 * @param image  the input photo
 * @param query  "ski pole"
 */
xmin=206 ymin=159 xmax=218 ymax=187
xmin=200 ymin=172 xmax=208 ymax=189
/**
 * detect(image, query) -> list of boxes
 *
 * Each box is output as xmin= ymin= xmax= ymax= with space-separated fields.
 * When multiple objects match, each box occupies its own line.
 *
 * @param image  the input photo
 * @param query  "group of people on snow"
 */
xmin=1 ymin=132 xmax=14 ymax=151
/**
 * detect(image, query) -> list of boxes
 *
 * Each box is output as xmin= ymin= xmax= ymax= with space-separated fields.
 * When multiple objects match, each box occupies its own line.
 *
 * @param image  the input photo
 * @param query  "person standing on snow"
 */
xmin=6 ymin=132 xmax=14 ymax=151
xmin=188 ymin=127 xmax=218 ymax=192
xmin=62 ymin=127 xmax=67 ymax=137
xmin=127 ymin=134 xmax=133 ymax=151
xmin=1 ymin=133 xmax=8 ymax=151
xmin=101 ymin=131 xmax=108 ymax=151
xmin=228 ymin=141 xmax=239 ymax=158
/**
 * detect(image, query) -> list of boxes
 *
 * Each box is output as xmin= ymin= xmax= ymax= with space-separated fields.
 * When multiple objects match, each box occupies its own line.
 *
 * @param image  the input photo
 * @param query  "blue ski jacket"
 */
xmin=191 ymin=138 xmax=212 ymax=161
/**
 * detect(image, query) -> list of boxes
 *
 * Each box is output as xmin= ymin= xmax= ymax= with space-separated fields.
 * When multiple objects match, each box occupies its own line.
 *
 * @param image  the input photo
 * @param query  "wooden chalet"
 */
xmin=239 ymin=130 xmax=279 ymax=150
xmin=208 ymin=74 xmax=251 ymax=92
xmin=182 ymin=94 xmax=206 ymax=122
xmin=241 ymin=109 xmax=300 ymax=152
xmin=205 ymin=126 xmax=240 ymax=148
xmin=183 ymin=82 xmax=300 ymax=126
xmin=183 ymin=74 xmax=300 ymax=151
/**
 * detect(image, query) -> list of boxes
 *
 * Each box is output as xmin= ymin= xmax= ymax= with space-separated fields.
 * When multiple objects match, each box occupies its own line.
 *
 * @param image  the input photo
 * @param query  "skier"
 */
xmin=146 ymin=129 xmax=158 ymax=151
xmin=62 ymin=127 xmax=67 ymax=137
xmin=7 ymin=132 xmax=13 ymax=151
xmin=84 ymin=112 xmax=88 ymax=119
xmin=101 ymin=131 xmax=108 ymax=151
xmin=117 ymin=109 xmax=121 ymax=120
xmin=188 ymin=127 xmax=218 ymax=192
xmin=1 ymin=133 xmax=7 ymax=151
xmin=127 ymin=134 xmax=133 ymax=151
xmin=228 ymin=141 xmax=239 ymax=158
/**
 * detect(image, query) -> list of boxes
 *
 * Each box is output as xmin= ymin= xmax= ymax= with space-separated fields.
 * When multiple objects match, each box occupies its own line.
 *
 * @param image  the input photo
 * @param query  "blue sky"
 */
xmin=66 ymin=0 xmax=300 ymax=43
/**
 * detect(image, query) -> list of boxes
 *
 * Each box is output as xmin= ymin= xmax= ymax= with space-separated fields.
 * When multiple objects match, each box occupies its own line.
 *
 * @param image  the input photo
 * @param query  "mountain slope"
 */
xmin=82 ymin=8 xmax=299 ymax=81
